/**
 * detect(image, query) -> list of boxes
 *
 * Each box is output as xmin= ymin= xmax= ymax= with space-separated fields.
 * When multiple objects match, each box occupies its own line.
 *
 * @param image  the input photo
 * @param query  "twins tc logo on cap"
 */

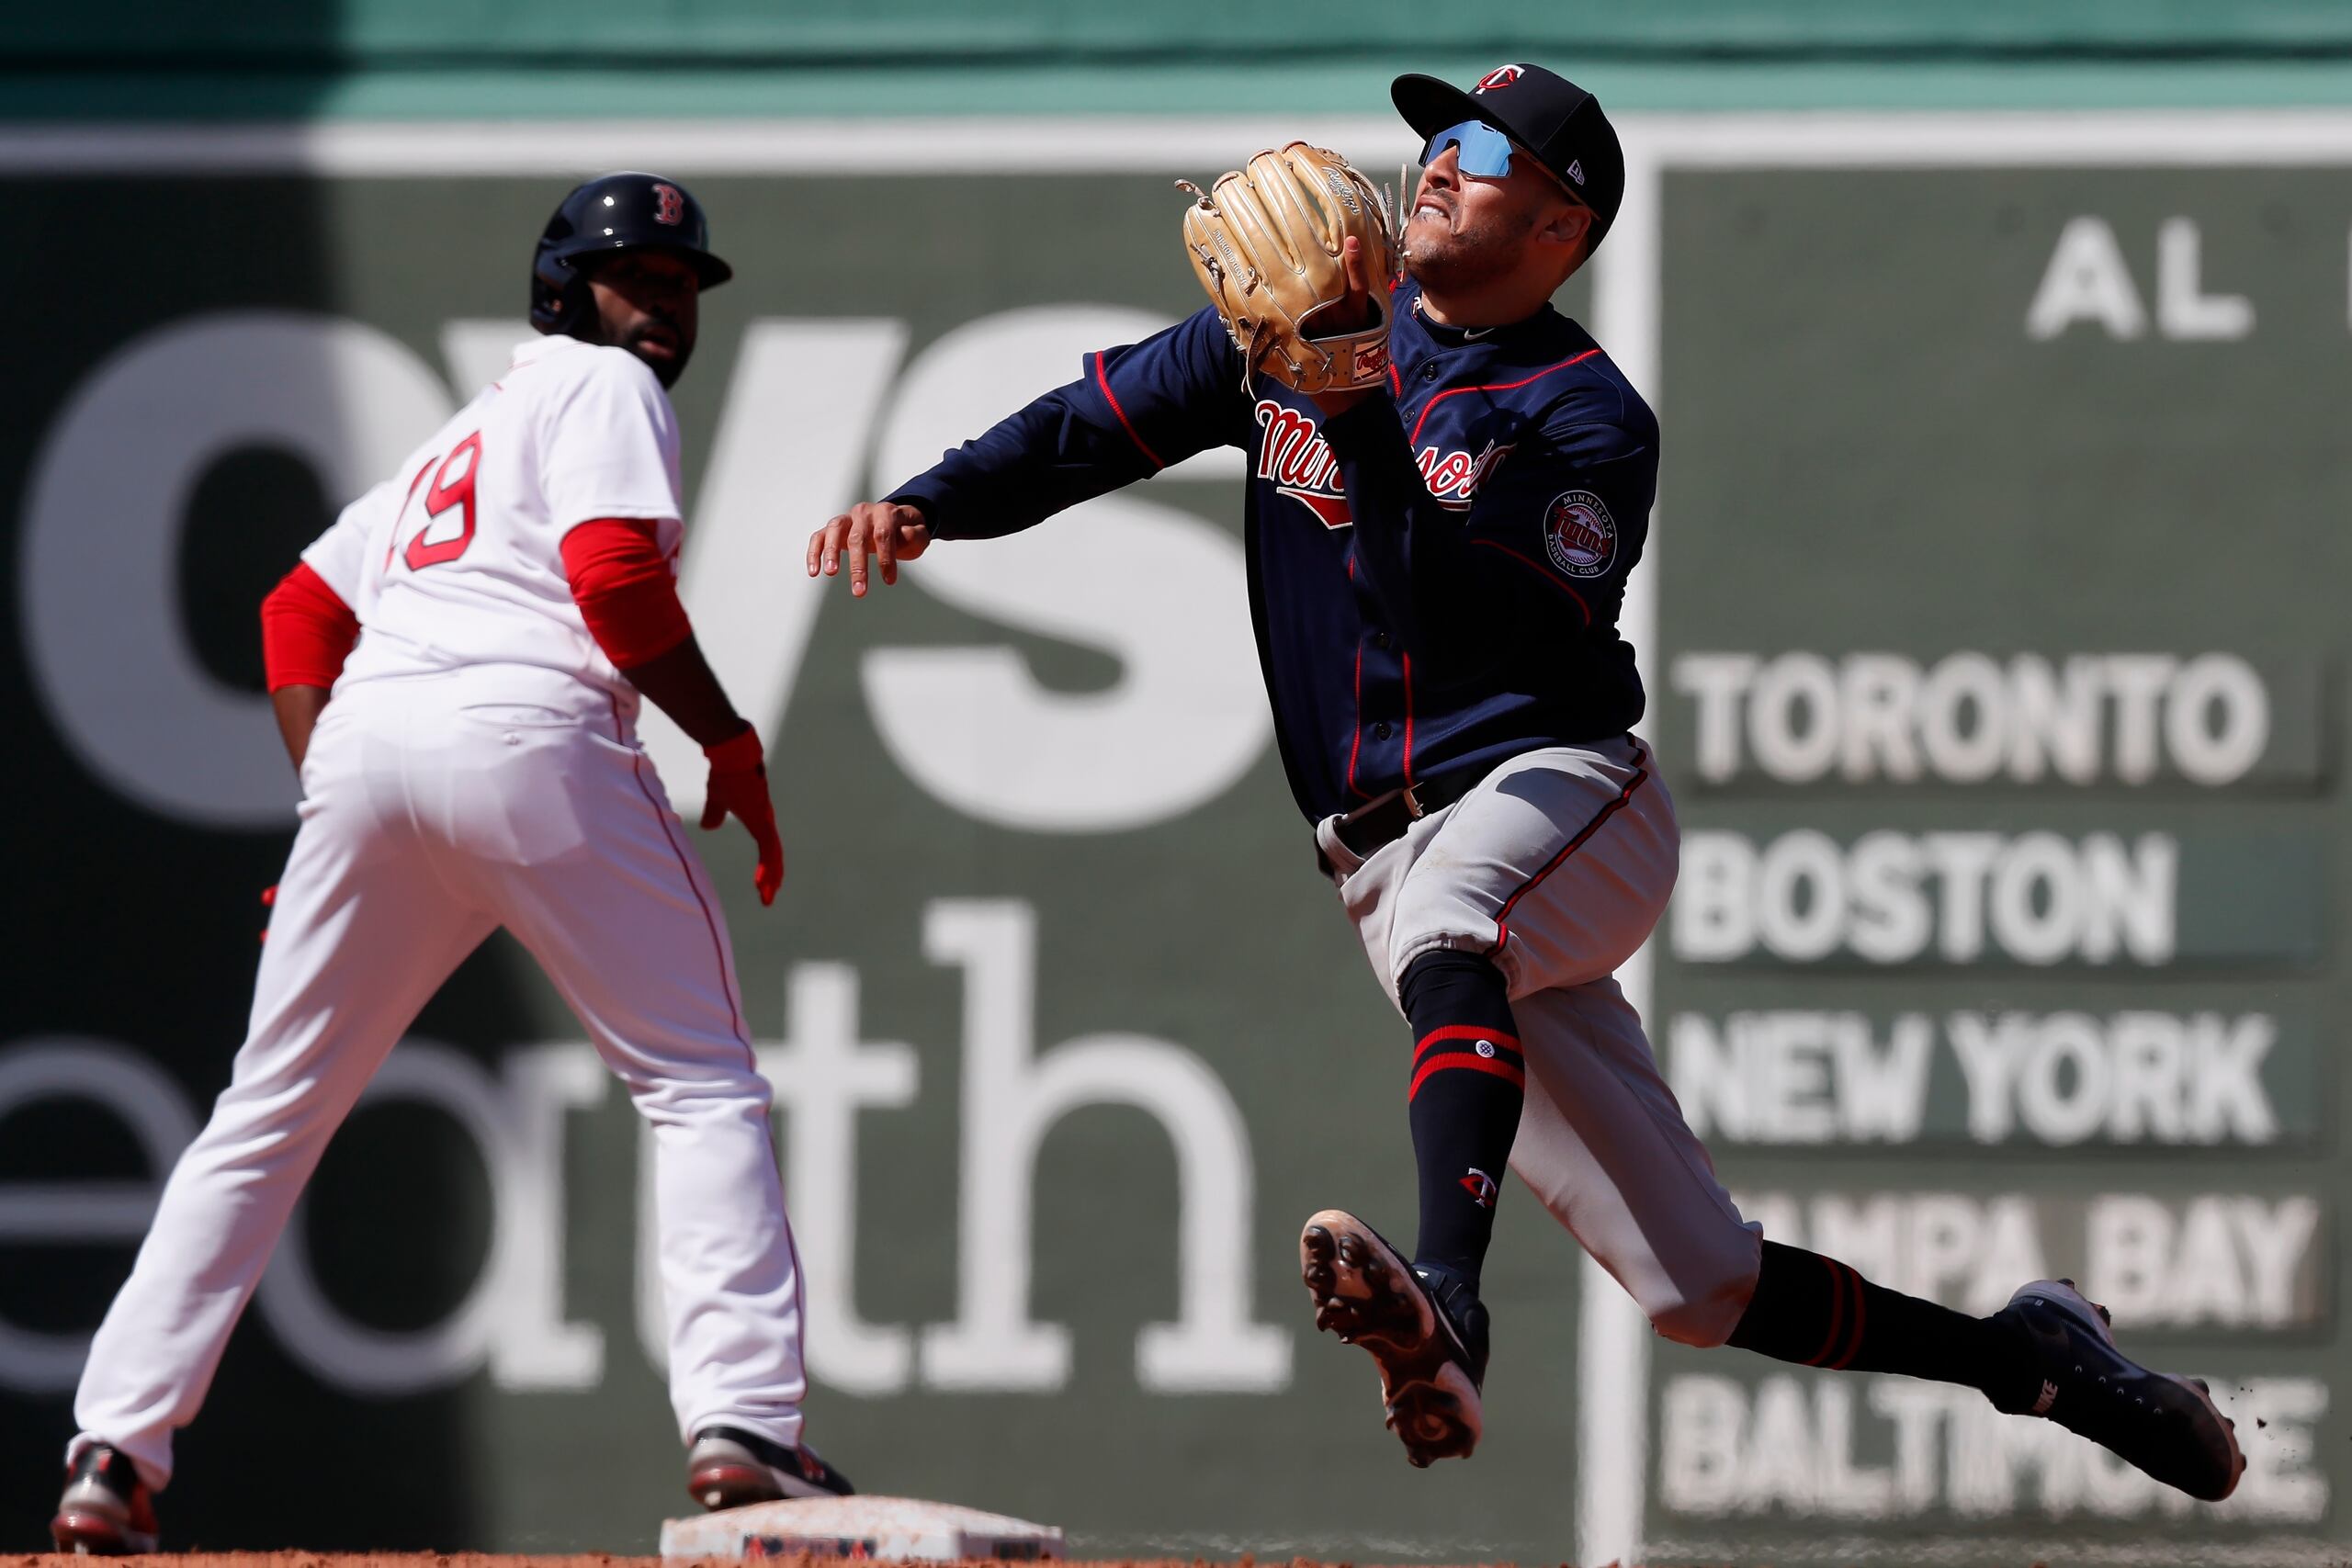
xmin=1476 ymin=63 xmax=1527 ymax=92
xmin=1544 ymin=490 xmax=1617 ymax=578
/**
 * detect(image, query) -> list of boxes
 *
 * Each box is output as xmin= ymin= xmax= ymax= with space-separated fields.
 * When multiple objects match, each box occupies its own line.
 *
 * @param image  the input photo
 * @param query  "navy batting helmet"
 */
xmin=530 ymin=172 xmax=733 ymax=335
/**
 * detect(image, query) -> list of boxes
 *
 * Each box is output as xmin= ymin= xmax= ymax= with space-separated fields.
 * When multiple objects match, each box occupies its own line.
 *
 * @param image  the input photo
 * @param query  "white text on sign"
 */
xmin=1660 ymin=1374 xmax=2324 ymax=1521
xmin=1669 ymin=1010 xmax=2279 ymax=1146
xmin=1675 ymin=830 xmax=2173 ymax=964
xmin=1671 ymin=652 xmax=2269 ymax=786
xmin=1733 ymin=1190 xmax=2321 ymax=1330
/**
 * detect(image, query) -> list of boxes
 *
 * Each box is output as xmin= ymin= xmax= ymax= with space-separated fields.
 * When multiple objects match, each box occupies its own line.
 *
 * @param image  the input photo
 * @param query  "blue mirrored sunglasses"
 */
xmin=1419 ymin=118 xmax=1521 ymax=178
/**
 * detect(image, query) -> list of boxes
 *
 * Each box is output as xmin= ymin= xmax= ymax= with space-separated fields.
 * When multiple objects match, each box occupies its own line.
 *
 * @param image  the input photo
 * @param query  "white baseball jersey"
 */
xmin=70 ymin=331 xmax=811 ymax=1492
xmin=305 ymin=333 xmax=686 ymax=705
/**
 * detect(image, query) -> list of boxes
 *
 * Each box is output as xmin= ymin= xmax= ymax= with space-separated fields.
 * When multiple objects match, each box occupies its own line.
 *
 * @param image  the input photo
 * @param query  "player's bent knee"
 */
xmin=1642 ymin=1253 xmax=1764 ymax=1349
xmin=1648 ymin=1296 xmax=1739 ymax=1348
xmin=1396 ymin=945 xmax=1511 ymax=1017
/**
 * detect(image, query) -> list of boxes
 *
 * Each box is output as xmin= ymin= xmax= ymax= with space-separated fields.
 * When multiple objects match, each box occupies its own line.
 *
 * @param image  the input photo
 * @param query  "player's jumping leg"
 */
xmin=1302 ymin=740 xmax=1668 ymax=1466
xmin=60 ymin=698 xmax=496 ymax=1552
xmin=1721 ymin=1244 xmax=2244 ymax=1499
xmin=1510 ymin=978 xmax=2239 ymax=1499
xmin=478 ymin=711 xmax=848 ymax=1507
xmin=1301 ymin=948 xmax=1516 ymax=1465
xmin=1305 ymin=739 xmax=2241 ymax=1498
xmin=1399 ymin=951 xmax=1521 ymax=1289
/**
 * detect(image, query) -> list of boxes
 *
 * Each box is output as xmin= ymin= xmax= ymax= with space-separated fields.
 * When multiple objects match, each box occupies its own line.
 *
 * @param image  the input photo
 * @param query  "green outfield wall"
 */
xmin=6 ymin=6 xmax=2352 ymax=1563
xmin=12 ymin=0 xmax=2352 ymax=117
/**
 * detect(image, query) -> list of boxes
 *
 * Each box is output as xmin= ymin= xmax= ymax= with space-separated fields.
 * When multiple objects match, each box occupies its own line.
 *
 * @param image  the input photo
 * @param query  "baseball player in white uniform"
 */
xmin=51 ymin=173 xmax=848 ymax=1555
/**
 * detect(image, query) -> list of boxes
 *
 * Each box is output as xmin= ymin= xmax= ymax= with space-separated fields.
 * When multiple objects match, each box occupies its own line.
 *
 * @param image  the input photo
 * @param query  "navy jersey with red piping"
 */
xmin=888 ymin=278 xmax=1656 ymax=822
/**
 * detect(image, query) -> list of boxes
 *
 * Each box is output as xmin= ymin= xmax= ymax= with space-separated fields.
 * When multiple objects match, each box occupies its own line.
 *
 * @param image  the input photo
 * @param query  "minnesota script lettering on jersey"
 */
xmin=1254 ymin=398 xmax=1518 ymax=528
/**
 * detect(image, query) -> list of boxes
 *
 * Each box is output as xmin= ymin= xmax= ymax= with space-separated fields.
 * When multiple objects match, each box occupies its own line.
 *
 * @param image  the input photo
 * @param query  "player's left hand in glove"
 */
xmin=1176 ymin=141 xmax=1398 ymax=396
xmin=699 ymin=726 xmax=785 ymax=906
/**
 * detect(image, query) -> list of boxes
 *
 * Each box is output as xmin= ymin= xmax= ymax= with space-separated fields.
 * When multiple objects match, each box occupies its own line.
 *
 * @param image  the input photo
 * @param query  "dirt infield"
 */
xmin=1 ymin=1562 xmax=1232 ymax=1568
xmin=0 ymin=1559 xmax=1441 ymax=1568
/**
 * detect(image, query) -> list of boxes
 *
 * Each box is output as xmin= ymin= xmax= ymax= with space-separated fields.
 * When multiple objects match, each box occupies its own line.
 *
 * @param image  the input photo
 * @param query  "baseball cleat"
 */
xmin=686 ymin=1425 xmax=854 ymax=1510
xmin=1992 ymin=1278 xmax=2244 ymax=1502
xmin=1299 ymin=1209 xmax=1489 ymax=1467
xmin=50 ymin=1443 xmax=159 ymax=1555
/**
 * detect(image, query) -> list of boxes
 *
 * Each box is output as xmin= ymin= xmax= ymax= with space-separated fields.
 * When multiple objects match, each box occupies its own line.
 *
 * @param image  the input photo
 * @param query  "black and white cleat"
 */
xmin=1992 ymin=1278 xmax=2244 ymax=1502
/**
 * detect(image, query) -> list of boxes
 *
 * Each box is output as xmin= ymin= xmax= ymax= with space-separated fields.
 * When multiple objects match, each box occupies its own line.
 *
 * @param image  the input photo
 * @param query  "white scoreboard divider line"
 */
xmin=1579 ymin=130 xmax=1665 ymax=1568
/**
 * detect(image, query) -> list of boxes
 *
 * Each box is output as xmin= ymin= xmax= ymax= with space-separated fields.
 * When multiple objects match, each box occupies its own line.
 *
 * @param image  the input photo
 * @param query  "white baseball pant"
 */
xmin=1314 ymin=735 xmax=1763 ymax=1347
xmin=71 ymin=667 xmax=807 ymax=1489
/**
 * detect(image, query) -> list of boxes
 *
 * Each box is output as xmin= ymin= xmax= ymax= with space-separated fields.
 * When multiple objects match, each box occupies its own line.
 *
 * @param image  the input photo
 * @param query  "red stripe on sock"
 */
xmin=1407 ymin=1052 xmax=1525 ymax=1102
xmin=1805 ymin=1255 xmax=1848 ymax=1367
xmin=1411 ymin=1022 xmax=1523 ymax=1064
xmin=1828 ymin=1264 xmax=1869 ymax=1371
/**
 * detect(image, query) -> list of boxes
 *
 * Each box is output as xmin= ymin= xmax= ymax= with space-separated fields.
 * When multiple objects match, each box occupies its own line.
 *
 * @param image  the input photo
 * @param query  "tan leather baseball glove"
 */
xmin=1177 ymin=141 xmax=1398 ymax=395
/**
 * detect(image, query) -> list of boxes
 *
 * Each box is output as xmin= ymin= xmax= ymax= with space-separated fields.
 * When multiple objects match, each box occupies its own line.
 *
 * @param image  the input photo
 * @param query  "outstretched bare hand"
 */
xmin=807 ymin=502 xmax=933 ymax=597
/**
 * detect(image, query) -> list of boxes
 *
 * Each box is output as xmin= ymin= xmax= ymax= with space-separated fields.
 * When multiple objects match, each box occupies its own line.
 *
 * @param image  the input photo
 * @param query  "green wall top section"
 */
xmin=9 ymin=0 xmax=2352 ymax=118
xmin=17 ymin=0 xmax=2352 ymax=59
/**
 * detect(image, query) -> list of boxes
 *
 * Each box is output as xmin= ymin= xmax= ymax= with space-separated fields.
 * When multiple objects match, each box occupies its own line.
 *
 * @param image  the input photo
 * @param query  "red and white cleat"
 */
xmin=685 ymin=1426 xmax=854 ymax=1511
xmin=51 ymin=1444 xmax=159 ymax=1556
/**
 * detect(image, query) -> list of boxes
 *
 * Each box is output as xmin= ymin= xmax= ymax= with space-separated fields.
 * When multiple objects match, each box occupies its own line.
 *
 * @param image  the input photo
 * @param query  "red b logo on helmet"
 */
xmin=1476 ymin=64 xmax=1527 ymax=91
xmin=651 ymin=183 xmax=685 ymax=226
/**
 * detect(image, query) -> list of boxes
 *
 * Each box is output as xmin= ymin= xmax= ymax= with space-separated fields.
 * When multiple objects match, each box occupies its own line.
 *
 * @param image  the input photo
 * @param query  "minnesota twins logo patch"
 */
xmin=1543 ymin=490 xmax=1616 ymax=578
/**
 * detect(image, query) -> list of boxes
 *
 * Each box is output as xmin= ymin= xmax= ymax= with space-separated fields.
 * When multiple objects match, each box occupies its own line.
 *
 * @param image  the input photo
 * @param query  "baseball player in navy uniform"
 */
xmin=808 ymin=66 xmax=2242 ymax=1500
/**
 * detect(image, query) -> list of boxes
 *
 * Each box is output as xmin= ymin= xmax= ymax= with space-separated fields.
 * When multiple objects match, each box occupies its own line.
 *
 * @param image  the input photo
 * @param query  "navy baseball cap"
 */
xmin=1392 ymin=63 xmax=1625 ymax=243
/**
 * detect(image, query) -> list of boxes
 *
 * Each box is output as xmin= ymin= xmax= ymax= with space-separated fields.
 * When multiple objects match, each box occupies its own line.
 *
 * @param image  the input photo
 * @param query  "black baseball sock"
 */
xmin=1726 ymin=1241 xmax=2040 ymax=1406
xmin=1398 ymin=949 xmax=1524 ymax=1292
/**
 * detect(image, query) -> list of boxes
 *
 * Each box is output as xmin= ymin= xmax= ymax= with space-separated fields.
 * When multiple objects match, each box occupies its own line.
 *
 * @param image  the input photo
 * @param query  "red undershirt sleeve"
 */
xmin=260 ymin=560 xmax=361 ymax=693
xmin=560 ymin=516 xmax=695 ymax=670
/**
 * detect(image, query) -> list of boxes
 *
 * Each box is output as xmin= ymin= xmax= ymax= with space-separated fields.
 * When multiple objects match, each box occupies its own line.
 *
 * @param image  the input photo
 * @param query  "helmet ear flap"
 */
xmin=552 ymin=268 xmax=595 ymax=335
xmin=529 ymin=251 xmax=594 ymax=335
